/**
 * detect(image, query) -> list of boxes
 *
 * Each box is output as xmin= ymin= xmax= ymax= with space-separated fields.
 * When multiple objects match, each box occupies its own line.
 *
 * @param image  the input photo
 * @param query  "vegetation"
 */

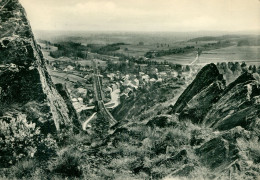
xmin=145 ymin=40 xmax=232 ymax=58
xmin=145 ymin=46 xmax=195 ymax=58
xmin=90 ymin=43 xmax=127 ymax=55
xmin=188 ymin=35 xmax=240 ymax=42
xmin=0 ymin=114 xmax=57 ymax=168
xmin=50 ymin=42 xmax=88 ymax=59
xmin=237 ymin=38 xmax=260 ymax=46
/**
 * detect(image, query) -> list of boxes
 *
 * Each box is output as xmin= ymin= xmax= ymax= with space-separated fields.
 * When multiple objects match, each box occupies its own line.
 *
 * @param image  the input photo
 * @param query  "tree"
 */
xmin=257 ymin=66 xmax=260 ymax=74
xmin=241 ymin=62 xmax=248 ymax=72
xmin=92 ymin=114 xmax=109 ymax=140
xmin=185 ymin=65 xmax=190 ymax=72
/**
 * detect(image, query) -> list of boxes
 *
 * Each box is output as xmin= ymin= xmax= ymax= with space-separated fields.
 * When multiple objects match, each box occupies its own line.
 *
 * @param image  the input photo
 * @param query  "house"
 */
xmin=0 ymin=65 xmax=6 ymax=71
xmin=63 ymin=65 xmax=74 ymax=72
xmin=142 ymin=74 xmax=150 ymax=82
xmin=157 ymin=78 xmax=163 ymax=82
xmin=122 ymin=87 xmax=133 ymax=97
xmin=107 ymin=73 xmax=115 ymax=80
xmin=158 ymin=72 xmax=167 ymax=78
xmin=78 ymin=97 xmax=83 ymax=103
xmin=150 ymin=78 xmax=156 ymax=83
xmin=116 ymin=82 xmax=120 ymax=89
xmin=112 ymin=84 xmax=118 ymax=91
xmin=72 ymin=98 xmax=78 ymax=102
xmin=10 ymin=63 xmax=17 ymax=68
xmin=133 ymin=79 xmax=139 ymax=87
xmin=139 ymin=72 xmax=145 ymax=76
xmin=77 ymin=87 xmax=87 ymax=95
xmin=67 ymin=65 xmax=74 ymax=70
xmin=123 ymin=74 xmax=130 ymax=80
xmin=170 ymin=71 xmax=178 ymax=78
xmin=123 ymin=79 xmax=139 ymax=89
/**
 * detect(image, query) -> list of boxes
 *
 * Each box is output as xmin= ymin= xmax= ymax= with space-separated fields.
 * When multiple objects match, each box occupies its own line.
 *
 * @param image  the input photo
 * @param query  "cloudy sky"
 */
xmin=20 ymin=0 xmax=260 ymax=32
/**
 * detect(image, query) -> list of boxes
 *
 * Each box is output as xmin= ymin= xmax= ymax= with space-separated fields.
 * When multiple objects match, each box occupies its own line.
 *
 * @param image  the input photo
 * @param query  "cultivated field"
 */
xmin=48 ymin=70 xmax=86 ymax=83
xmin=151 ymin=46 xmax=260 ymax=65
xmin=199 ymin=46 xmax=260 ymax=65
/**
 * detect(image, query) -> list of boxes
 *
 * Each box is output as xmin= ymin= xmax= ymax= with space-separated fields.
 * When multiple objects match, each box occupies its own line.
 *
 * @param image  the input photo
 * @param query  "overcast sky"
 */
xmin=20 ymin=0 xmax=260 ymax=32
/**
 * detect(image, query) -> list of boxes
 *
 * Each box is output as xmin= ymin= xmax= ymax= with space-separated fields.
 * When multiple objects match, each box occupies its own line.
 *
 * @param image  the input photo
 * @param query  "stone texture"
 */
xmin=171 ymin=63 xmax=224 ymax=114
xmin=0 ymin=0 xmax=76 ymax=132
xmin=172 ymin=62 xmax=260 ymax=131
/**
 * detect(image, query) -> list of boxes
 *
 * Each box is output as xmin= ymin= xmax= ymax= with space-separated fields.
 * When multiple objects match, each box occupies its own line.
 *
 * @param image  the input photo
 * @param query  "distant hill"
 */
xmin=188 ymin=35 xmax=242 ymax=42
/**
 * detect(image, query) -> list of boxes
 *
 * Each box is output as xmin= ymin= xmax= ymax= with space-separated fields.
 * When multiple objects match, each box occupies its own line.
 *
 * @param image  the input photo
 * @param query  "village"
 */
xmin=45 ymin=49 xmax=198 ymax=117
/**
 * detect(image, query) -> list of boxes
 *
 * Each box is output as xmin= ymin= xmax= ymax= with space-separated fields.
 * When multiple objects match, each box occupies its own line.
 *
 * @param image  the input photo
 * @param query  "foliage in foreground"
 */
xmin=1 ymin=112 xmax=260 ymax=179
xmin=0 ymin=113 xmax=57 ymax=167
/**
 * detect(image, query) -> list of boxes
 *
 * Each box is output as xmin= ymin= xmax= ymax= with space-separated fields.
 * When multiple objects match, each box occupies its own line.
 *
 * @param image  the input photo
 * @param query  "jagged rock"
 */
xmin=196 ymin=126 xmax=252 ymax=173
xmin=203 ymin=73 xmax=260 ymax=130
xmin=171 ymin=63 xmax=224 ymax=114
xmin=196 ymin=136 xmax=239 ymax=171
xmin=179 ymin=80 xmax=225 ymax=123
xmin=0 ymin=0 xmax=77 ymax=132
xmin=55 ymin=84 xmax=81 ymax=132
xmin=172 ymin=62 xmax=260 ymax=131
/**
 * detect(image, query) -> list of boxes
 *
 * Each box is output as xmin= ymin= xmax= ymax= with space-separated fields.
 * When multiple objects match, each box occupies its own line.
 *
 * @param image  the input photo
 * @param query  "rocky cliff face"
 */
xmin=171 ymin=63 xmax=226 ymax=121
xmin=171 ymin=63 xmax=260 ymax=131
xmin=0 ymin=0 xmax=76 ymax=132
xmin=203 ymin=72 xmax=260 ymax=131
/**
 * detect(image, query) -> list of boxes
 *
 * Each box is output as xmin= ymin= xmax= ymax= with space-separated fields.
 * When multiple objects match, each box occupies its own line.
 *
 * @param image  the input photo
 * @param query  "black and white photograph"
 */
xmin=0 ymin=0 xmax=260 ymax=179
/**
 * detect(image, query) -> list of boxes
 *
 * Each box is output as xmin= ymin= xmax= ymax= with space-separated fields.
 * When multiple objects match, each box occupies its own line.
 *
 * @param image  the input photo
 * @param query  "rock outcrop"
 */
xmin=170 ymin=63 xmax=225 ymax=122
xmin=0 ymin=0 xmax=77 ymax=132
xmin=203 ymin=72 xmax=260 ymax=130
xmin=171 ymin=63 xmax=260 ymax=131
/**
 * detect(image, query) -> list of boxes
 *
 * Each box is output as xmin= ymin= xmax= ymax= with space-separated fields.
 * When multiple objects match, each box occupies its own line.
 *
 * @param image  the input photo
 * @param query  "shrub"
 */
xmin=48 ymin=147 xmax=83 ymax=178
xmin=0 ymin=113 xmax=57 ymax=167
xmin=9 ymin=159 xmax=37 ymax=179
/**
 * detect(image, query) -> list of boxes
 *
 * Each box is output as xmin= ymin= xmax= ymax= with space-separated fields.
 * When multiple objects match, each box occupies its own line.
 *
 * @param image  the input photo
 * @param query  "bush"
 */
xmin=9 ymin=159 xmax=37 ymax=179
xmin=0 ymin=113 xmax=57 ymax=167
xmin=48 ymin=147 xmax=83 ymax=178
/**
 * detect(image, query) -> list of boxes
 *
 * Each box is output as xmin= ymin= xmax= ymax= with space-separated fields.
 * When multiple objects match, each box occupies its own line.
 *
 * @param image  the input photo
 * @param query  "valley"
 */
xmin=0 ymin=0 xmax=260 ymax=179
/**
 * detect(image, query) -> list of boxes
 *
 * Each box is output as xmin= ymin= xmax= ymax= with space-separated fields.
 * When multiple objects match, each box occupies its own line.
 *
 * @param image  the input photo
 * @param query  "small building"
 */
xmin=170 ymin=71 xmax=178 ymax=78
xmin=122 ymin=87 xmax=133 ymax=97
xmin=139 ymin=72 xmax=145 ymax=76
xmin=10 ymin=63 xmax=17 ymax=68
xmin=150 ymin=78 xmax=156 ymax=83
xmin=67 ymin=65 xmax=74 ymax=70
xmin=77 ymin=87 xmax=87 ymax=95
xmin=72 ymin=98 xmax=78 ymax=102
xmin=158 ymin=72 xmax=167 ymax=78
xmin=63 ymin=65 xmax=74 ymax=72
xmin=78 ymin=97 xmax=83 ymax=103
xmin=107 ymin=73 xmax=116 ymax=80
xmin=142 ymin=74 xmax=150 ymax=82
xmin=157 ymin=78 xmax=163 ymax=82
